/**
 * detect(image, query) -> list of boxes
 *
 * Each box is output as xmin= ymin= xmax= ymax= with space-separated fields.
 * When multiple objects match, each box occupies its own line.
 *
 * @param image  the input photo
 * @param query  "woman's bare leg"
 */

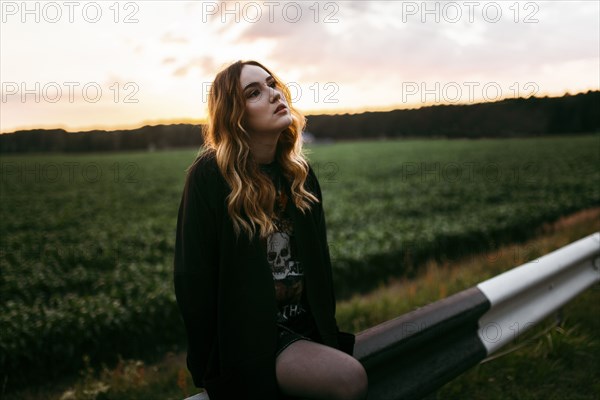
xmin=275 ymin=339 xmax=368 ymax=400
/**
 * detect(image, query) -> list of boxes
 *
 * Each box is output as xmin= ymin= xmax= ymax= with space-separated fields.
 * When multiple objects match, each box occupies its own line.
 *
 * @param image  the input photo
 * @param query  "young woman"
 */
xmin=174 ymin=60 xmax=368 ymax=400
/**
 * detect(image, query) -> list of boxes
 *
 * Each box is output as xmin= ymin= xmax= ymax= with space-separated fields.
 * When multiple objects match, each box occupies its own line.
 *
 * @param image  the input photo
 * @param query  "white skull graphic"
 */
xmin=268 ymin=232 xmax=291 ymax=279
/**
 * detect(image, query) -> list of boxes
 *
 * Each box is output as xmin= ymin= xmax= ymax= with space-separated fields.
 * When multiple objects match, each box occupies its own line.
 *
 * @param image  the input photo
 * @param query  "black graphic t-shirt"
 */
xmin=258 ymin=160 xmax=308 ymax=326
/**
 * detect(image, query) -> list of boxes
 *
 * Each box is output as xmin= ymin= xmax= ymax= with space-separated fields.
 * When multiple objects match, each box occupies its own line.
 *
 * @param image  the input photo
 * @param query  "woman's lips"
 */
xmin=274 ymin=104 xmax=287 ymax=114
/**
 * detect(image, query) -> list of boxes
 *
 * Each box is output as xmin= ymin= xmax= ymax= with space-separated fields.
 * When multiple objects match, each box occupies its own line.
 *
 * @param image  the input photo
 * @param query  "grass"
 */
xmin=5 ymin=207 xmax=598 ymax=400
xmin=336 ymin=207 xmax=600 ymax=333
xmin=2 ymin=135 xmax=599 ymax=387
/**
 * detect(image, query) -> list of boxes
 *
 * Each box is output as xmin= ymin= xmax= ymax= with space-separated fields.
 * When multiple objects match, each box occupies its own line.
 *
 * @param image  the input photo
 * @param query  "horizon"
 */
xmin=2 ymin=89 xmax=595 ymax=135
xmin=1 ymin=89 xmax=595 ymax=134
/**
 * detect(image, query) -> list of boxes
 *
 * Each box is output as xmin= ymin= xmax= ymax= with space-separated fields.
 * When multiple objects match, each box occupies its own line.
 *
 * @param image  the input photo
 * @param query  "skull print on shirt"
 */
xmin=260 ymin=161 xmax=307 ymax=325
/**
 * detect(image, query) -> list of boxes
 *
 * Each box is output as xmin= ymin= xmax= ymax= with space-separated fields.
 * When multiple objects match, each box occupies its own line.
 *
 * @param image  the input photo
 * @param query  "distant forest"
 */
xmin=1 ymin=91 xmax=598 ymax=154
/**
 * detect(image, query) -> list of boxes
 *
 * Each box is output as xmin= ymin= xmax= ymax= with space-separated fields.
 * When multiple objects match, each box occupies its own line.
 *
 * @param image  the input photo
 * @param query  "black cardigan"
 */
xmin=173 ymin=152 xmax=353 ymax=399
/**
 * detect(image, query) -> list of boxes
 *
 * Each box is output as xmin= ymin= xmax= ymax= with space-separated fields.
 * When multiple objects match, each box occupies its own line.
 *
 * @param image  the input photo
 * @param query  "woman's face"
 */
xmin=240 ymin=64 xmax=292 ymax=136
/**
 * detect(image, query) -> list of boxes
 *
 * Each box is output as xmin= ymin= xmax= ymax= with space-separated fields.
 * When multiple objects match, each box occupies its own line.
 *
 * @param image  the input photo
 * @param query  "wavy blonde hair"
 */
xmin=189 ymin=60 xmax=319 ymax=240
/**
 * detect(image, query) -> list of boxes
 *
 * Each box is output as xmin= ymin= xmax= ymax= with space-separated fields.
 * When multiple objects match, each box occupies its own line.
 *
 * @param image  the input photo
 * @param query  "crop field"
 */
xmin=1 ymin=134 xmax=599 ymax=389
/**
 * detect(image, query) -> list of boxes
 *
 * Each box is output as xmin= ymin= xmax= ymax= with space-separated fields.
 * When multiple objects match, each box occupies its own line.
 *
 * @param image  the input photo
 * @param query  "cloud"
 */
xmin=172 ymin=56 xmax=217 ymax=77
xmin=161 ymin=31 xmax=189 ymax=44
xmin=231 ymin=1 xmax=599 ymax=86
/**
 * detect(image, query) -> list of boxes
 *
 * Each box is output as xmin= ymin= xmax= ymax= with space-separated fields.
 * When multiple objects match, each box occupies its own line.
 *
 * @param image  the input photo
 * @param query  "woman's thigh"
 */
xmin=275 ymin=339 xmax=368 ymax=400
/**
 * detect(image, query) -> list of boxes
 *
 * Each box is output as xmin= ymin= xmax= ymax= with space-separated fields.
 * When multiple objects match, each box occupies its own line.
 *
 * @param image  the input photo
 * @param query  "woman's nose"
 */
xmin=270 ymin=87 xmax=281 ymax=102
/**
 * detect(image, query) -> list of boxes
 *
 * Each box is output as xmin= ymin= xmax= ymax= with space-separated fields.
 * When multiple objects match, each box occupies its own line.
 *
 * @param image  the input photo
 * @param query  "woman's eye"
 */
xmin=247 ymin=81 xmax=277 ymax=98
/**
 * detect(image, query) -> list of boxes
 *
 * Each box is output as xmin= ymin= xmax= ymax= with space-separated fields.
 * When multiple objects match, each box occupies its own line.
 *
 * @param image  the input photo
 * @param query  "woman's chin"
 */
xmin=279 ymin=114 xmax=294 ymax=128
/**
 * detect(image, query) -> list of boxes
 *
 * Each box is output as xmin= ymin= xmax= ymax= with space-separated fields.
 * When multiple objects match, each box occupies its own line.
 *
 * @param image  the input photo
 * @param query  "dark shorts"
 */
xmin=275 ymin=313 xmax=320 ymax=358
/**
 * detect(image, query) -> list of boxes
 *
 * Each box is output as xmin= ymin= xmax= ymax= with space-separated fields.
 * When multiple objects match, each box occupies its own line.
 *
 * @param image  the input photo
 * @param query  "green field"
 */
xmin=1 ymin=135 xmax=599 ymax=390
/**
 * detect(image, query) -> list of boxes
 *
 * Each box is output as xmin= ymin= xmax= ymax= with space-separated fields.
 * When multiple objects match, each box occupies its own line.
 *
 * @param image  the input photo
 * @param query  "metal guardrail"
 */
xmin=184 ymin=232 xmax=600 ymax=400
xmin=477 ymin=231 xmax=600 ymax=354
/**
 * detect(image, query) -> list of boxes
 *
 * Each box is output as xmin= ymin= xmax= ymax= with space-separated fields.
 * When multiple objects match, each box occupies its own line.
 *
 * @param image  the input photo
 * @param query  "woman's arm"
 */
xmin=173 ymin=165 xmax=220 ymax=387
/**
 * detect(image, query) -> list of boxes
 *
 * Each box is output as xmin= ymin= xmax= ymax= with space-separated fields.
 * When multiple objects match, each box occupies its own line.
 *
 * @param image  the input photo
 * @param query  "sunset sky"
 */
xmin=1 ymin=0 xmax=598 ymax=133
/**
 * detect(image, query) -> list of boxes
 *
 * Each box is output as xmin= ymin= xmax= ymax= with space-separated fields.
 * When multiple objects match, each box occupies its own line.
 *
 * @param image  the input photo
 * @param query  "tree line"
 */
xmin=1 ymin=91 xmax=597 ymax=154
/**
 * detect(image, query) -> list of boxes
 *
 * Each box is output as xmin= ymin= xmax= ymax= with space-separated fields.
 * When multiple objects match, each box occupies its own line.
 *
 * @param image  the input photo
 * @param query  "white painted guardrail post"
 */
xmin=476 ymin=232 xmax=600 ymax=355
xmin=182 ymin=232 xmax=600 ymax=400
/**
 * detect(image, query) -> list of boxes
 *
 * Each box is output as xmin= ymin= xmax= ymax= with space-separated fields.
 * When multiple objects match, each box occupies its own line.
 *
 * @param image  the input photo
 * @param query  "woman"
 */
xmin=174 ymin=60 xmax=368 ymax=400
